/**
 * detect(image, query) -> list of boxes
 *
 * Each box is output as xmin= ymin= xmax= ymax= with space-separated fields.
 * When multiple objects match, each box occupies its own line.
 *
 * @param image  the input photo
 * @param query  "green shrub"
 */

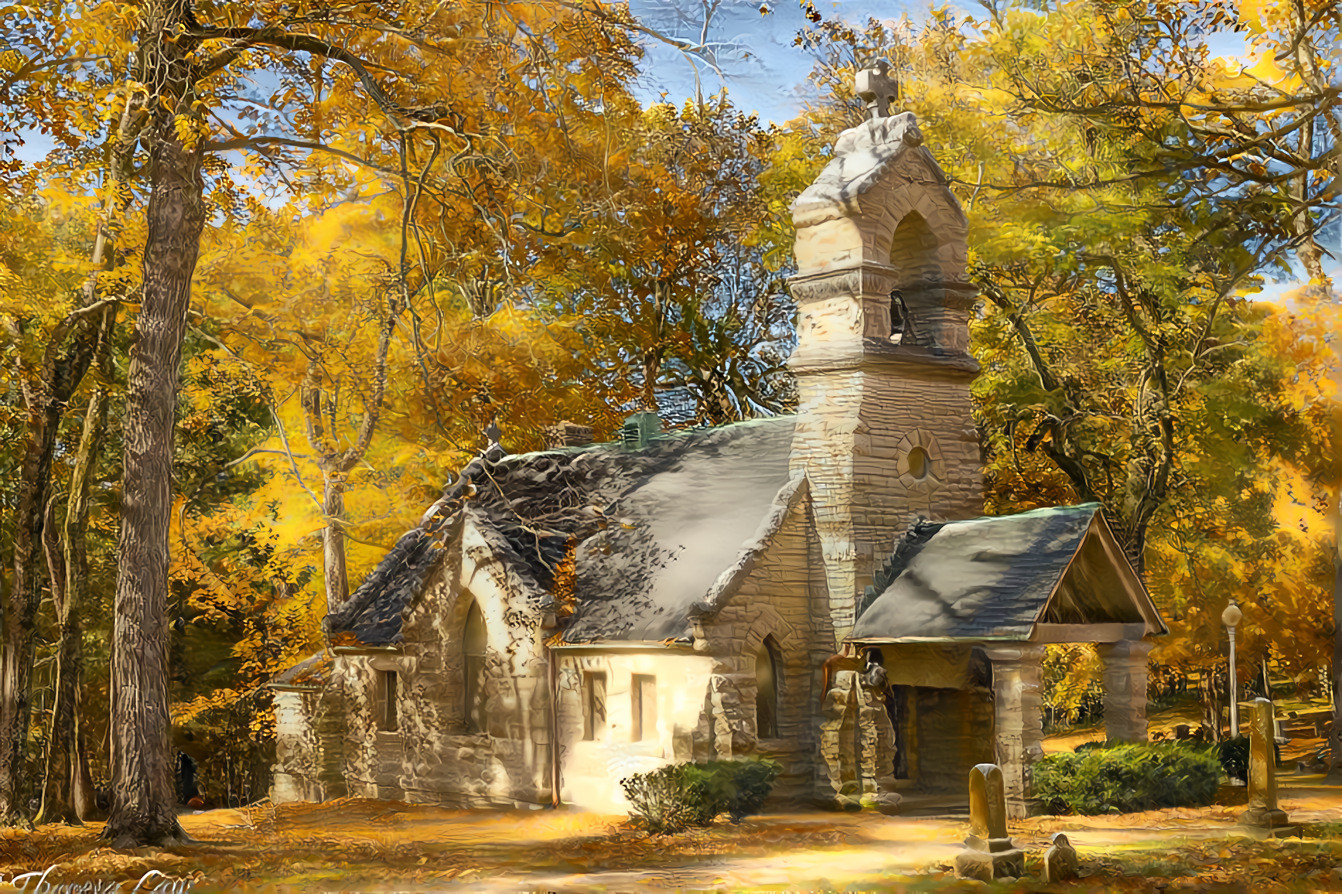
xmin=1035 ymin=743 xmax=1219 ymax=815
xmin=698 ymin=759 xmax=782 ymax=822
xmin=619 ymin=764 xmax=706 ymax=835
xmin=621 ymin=759 xmax=781 ymax=834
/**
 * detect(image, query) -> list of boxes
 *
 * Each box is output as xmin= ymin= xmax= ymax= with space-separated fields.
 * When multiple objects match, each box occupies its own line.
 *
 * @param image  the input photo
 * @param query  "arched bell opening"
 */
xmin=887 ymin=210 xmax=943 ymax=340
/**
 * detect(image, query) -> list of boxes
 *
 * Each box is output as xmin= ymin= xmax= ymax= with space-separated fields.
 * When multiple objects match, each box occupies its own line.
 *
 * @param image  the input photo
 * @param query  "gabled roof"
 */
xmin=327 ymin=416 xmax=800 ymax=647
xmin=850 ymin=504 xmax=1165 ymax=643
xmin=791 ymin=112 xmax=957 ymax=228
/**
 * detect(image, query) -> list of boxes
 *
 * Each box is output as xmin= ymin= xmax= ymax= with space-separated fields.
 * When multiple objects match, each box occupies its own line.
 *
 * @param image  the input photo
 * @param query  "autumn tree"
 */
xmin=775 ymin=1 xmax=1337 ymax=734
xmin=543 ymin=96 xmax=795 ymax=421
xmin=0 ymin=0 xmax=655 ymax=845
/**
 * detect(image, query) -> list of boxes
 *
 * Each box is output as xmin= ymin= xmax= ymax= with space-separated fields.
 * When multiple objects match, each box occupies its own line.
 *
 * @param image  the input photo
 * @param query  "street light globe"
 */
xmin=1221 ymin=602 xmax=1243 ymax=628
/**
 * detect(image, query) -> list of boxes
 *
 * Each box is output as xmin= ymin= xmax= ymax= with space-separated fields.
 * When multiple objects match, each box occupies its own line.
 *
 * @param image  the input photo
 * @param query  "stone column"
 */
xmin=856 ymin=682 xmax=901 ymax=813
xmin=983 ymin=645 xmax=1045 ymax=818
xmin=818 ymin=669 xmax=861 ymax=809
xmin=1098 ymin=639 xmax=1153 ymax=744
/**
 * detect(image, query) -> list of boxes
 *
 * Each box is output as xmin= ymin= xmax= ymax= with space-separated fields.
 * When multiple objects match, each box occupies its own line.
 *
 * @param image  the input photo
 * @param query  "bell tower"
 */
xmin=789 ymin=65 xmax=983 ymax=644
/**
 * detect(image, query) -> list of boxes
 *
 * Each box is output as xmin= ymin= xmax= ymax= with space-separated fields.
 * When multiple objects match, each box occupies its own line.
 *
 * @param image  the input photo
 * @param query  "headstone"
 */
xmin=1239 ymin=698 xmax=1298 ymax=837
xmin=954 ymin=764 xmax=1025 ymax=880
xmin=1043 ymin=832 xmax=1079 ymax=883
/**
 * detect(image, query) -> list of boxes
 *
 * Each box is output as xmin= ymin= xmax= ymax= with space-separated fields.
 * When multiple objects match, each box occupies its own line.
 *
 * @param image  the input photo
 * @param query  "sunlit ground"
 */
xmin=2 ymin=782 xmax=1342 ymax=892
xmin=2 ymin=700 xmax=1339 ymax=892
xmin=2 ymin=791 xmax=1342 ymax=892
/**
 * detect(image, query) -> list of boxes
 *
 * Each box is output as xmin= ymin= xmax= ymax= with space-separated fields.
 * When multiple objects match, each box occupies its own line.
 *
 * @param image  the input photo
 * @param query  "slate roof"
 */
xmin=851 ymin=504 xmax=1129 ymax=642
xmin=327 ymin=416 xmax=800 ymax=647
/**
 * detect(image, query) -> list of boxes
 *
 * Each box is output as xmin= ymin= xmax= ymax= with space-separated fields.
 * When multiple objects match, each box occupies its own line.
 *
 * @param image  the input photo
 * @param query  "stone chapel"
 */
xmin=270 ymin=76 xmax=1166 ymax=819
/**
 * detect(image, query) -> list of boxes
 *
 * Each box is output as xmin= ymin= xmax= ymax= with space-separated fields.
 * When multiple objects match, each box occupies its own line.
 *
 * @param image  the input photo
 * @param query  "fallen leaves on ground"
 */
xmin=2 ymin=796 xmax=1342 ymax=892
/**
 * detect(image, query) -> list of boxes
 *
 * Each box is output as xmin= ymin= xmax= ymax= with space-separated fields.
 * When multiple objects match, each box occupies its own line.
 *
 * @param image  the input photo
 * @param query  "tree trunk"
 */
xmin=37 ymin=497 xmax=77 ymax=824
xmin=0 ymin=396 xmax=63 ymax=824
xmin=0 ymin=316 xmax=102 ymax=824
xmin=38 ymin=308 xmax=114 ymax=825
xmin=105 ymin=15 xmax=205 ymax=839
xmin=1330 ymin=532 xmax=1342 ymax=776
xmin=640 ymin=349 xmax=661 ymax=413
xmin=322 ymin=472 xmax=349 ymax=617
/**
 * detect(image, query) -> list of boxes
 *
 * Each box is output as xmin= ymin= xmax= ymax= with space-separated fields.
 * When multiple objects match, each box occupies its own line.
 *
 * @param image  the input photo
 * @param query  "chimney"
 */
xmin=620 ymin=412 xmax=662 ymax=450
xmin=545 ymin=421 xmax=594 ymax=449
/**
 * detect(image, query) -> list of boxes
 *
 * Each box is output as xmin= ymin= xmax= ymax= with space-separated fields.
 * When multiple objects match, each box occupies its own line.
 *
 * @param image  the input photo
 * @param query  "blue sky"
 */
xmin=13 ymin=2 xmax=1333 ymax=289
xmin=625 ymin=1 xmax=1337 ymax=292
xmin=627 ymin=0 xmax=906 ymax=124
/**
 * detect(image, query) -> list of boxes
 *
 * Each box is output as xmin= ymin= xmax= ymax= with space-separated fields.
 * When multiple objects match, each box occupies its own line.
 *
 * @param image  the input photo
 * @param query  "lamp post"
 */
xmin=1222 ymin=600 xmax=1243 ymax=737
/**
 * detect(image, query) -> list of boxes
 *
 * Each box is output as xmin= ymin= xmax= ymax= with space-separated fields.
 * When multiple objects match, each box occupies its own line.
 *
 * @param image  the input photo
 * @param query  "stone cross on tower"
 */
xmin=856 ymin=59 xmax=900 ymax=119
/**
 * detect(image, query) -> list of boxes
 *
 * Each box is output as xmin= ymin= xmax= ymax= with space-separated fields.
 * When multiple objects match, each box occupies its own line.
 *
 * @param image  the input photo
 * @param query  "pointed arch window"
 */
xmin=463 ymin=600 xmax=487 ymax=733
xmin=756 ymin=635 xmax=781 ymax=740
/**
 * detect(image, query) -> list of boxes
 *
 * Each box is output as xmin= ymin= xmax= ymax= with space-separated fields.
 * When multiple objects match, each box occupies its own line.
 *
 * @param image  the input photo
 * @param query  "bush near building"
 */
xmin=621 ymin=759 xmax=782 ymax=834
xmin=1034 ymin=743 xmax=1220 ymax=815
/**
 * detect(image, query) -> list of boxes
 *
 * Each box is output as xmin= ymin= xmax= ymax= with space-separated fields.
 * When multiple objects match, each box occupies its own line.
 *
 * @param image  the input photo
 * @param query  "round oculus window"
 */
xmin=907 ymin=446 xmax=931 ymax=480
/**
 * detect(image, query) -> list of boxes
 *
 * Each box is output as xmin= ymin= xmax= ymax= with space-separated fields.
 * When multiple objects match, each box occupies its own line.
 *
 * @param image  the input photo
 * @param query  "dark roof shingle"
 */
xmin=328 ymin=416 xmax=798 ymax=646
xmin=851 ymin=504 xmax=1104 ymax=642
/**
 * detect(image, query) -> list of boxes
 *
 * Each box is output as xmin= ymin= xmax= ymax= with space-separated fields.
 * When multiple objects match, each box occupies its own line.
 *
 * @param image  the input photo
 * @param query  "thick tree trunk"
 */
xmin=0 ymin=400 xmax=62 ymax=824
xmin=105 ymin=45 xmax=205 ymax=843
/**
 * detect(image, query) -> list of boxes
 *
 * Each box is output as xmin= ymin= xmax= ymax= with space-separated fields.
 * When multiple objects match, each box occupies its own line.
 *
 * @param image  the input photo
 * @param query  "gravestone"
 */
xmin=1043 ymin=832 xmax=1078 ymax=883
xmin=954 ymin=763 xmax=1025 ymax=880
xmin=1239 ymin=698 xmax=1298 ymax=837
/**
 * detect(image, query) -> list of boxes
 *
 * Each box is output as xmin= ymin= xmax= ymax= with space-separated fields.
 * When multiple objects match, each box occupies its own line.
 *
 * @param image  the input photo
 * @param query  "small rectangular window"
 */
xmin=631 ymin=674 xmax=657 ymax=742
xmin=377 ymin=670 xmax=398 ymax=732
xmin=582 ymin=671 xmax=607 ymax=741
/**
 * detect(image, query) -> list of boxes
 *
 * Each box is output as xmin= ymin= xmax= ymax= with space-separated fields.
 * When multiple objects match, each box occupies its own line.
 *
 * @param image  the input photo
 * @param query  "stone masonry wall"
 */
xmin=555 ymin=650 xmax=716 ymax=811
xmin=910 ymin=687 xmax=994 ymax=794
xmin=788 ymin=145 xmax=983 ymax=646
xmin=272 ymin=689 xmax=319 ymax=803
xmin=340 ymin=652 xmax=407 ymax=800
xmin=694 ymin=497 xmax=834 ymax=805
xmin=338 ymin=520 xmax=553 ymax=808
xmin=790 ymin=365 xmax=983 ymax=643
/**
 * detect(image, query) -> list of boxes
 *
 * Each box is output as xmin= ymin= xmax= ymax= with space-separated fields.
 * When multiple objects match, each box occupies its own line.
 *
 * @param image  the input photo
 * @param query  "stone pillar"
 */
xmin=856 ymin=682 xmax=901 ymax=813
xmin=818 ymin=668 xmax=861 ymax=808
xmin=1098 ymin=639 xmax=1153 ymax=744
xmin=983 ymin=645 xmax=1045 ymax=818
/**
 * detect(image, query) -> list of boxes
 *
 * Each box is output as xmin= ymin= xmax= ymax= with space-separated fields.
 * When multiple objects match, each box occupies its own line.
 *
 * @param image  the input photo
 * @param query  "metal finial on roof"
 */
xmin=856 ymin=59 xmax=900 ymax=120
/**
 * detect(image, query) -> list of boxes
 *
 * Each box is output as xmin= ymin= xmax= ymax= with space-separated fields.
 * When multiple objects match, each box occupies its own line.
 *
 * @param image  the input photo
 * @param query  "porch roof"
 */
xmin=849 ymin=504 xmax=1166 ymax=644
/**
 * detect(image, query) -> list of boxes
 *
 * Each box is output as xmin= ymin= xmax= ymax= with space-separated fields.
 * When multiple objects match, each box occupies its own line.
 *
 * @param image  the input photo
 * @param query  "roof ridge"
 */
xmin=957 ymin=502 xmax=1101 ymax=524
xmin=494 ymin=414 xmax=800 ymax=465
